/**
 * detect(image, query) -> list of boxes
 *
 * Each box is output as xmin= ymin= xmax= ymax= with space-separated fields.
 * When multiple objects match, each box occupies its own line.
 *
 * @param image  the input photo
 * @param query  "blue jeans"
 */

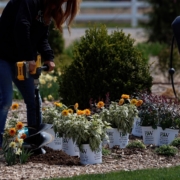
xmin=0 ymin=59 xmax=42 ymax=147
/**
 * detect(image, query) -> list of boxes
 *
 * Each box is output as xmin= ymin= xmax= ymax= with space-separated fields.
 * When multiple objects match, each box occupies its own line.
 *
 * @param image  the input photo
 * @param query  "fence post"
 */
xmin=131 ymin=0 xmax=137 ymax=27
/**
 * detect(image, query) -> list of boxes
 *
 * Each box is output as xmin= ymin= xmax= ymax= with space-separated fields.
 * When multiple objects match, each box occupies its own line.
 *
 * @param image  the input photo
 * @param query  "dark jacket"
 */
xmin=0 ymin=0 xmax=54 ymax=63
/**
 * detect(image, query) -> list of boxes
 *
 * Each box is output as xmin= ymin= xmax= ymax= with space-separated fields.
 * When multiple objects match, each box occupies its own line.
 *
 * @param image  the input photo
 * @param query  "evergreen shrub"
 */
xmin=48 ymin=21 xmax=64 ymax=56
xmin=58 ymin=25 xmax=153 ymax=109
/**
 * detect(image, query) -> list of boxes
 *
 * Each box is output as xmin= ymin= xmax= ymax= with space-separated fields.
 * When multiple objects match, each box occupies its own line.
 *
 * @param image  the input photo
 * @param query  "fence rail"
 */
xmin=75 ymin=0 xmax=150 ymax=27
xmin=0 ymin=0 xmax=150 ymax=27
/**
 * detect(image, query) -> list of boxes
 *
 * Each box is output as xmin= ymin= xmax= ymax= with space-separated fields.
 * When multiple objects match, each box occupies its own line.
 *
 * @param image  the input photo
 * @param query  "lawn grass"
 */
xmin=45 ymin=165 xmax=180 ymax=180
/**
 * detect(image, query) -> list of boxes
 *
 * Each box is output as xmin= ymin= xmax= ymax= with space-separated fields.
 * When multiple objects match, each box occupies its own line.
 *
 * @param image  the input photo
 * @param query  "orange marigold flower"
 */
xmin=68 ymin=109 xmax=73 ymax=114
xmin=136 ymin=100 xmax=143 ymax=107
xmin=16 ymin=122 xmax=24 ymax=130
xmin=62 ymin=109 xmax=69 ymax=116
xmin=77 ymin=110 xmax=85 ymax=115
xmin=119 ymin=98 xmax=124 ymax=105
xmin=84 ymin=109 xmax=91 ymax=116
xmin=20 ymin=133 xmax=27 ymax=140
xmin=11 ymin=103 xmax=19 ymax=110
xmin=74 ymin=103 xmax=79 ymax=110
xmin=54 ymin=102 xmax=62 ymax=107
xmin=97 ymin=101 xmax=105 ymax=108
xmin=131 ymin=99 xmax=138 ymax=105
xmin=9 ymin=128 xmax=16 ymax=137
xmin=121 ymin=94 xmax=130 ymax=99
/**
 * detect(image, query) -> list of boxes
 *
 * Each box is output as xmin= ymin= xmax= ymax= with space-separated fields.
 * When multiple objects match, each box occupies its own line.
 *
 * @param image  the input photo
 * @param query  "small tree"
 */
xmin=59 ymin=25 xmax=153 ymax=109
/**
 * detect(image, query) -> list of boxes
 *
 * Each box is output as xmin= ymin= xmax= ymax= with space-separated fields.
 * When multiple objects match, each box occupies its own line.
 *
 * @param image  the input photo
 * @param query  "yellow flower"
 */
xmin=68 ymin=109 xmax=73 ymax=114
xmin=47 ymin=83 xmax=52 ymax=88
xmin=131 ymin=99 xmax=138 ymax=105
xmin=15 ymin=122 xmax=24 ymax=130
xmin=121 ymin=94 xmax=130 ymax=99
xmin=74 ymin=103 xmax=79 ymax=110
xmin=39 ymin=79 xmax=46 ymax=85
xmin=20 ymin=133 xmax=27 ymax=140
xmin=48 ymin=95 xmax=54 ymax=101
xmin=9 ymin=142 xmax=16 ymax=148
xmin=77 ymin=110 xmax=85 ymax=115
xmin=97 ymin=101 xmax=105 ymax=108
xmin=62 ymin=109 xmax=69 ymax=116
xmin=136 ymin=100 xmax=143 ymax=107
xmin=11 ymin=103 xmax=19 ymax=110
xmin=9 ymin=128 xmax=16 ymax=137
xmin=15 ymin=148 xmax=22 ymax=155
xmin=54 ymin=102 xmax=62 ymax=107
xmin=84 ymin=109 xmax=91 ymax=116
xmin=53 ymin=76 xmax=57 ymax=82
xmin=119 ymin=98 xmax=124 ymax=105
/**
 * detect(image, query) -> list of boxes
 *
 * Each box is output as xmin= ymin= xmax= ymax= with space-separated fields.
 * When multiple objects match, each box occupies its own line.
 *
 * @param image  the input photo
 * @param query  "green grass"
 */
xmin=135 ymin=42 xmax=167 ymax=60
xmin=45 ymin=166 xmax=180 ymax=180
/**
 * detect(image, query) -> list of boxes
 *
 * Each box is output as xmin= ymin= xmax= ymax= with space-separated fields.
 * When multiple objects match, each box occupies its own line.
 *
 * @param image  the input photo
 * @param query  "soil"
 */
xmin=27 ymin=146 xmax=81 ymax=166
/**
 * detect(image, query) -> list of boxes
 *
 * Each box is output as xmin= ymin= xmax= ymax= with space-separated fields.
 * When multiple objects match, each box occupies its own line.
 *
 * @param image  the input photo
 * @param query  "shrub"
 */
xmin=155 ymin=145 xmax=178 ymax=156
xmin=58 ymin=25 xmax=153 ymax=109
xmin=170 ymin=137 xmax=180 ymax=148
xmin=126 ymin=140 xmax=146 ymax=149
xmin=144 ymin=0 xmax=180 ymax=45
xmin=48 ymin=21 xmax=64 ymax=56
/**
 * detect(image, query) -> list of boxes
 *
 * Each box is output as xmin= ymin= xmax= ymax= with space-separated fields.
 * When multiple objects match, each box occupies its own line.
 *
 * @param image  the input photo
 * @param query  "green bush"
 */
xmin=48 ymin=21 xmax=64 ymax=56
xmin=155 ymin=145 xmax=178 ymax=156
xmin=170 ymin=137 xmax=180 ymax=148
xmin=126 ymin=140 xmax=146 ymax=149
xmin=144 ymin=0 xmax=180 ymax=45
xmin=58 ymin=25 xmax=153 ymax=109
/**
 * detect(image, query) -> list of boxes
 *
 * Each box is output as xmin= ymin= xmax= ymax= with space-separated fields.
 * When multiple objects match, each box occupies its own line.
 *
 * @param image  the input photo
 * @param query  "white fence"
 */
xmin=75 ymin=0 xmax=150 ymax=27
xmin=0 ymin=0 xmax=150 ymax=27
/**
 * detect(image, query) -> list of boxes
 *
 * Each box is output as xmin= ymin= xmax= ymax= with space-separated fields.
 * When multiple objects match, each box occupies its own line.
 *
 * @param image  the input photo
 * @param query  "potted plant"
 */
xmin=42 ymin=101 xmax=68 ymax=150
xmin=98 ymin=94 xmax=141 ymax=148
xmin=53 ymin=107 xmax=110 ymax=164
xmin=137 ymin=92 xmax=160 ymax=146
xmin=157 ymin=97 xmax=180 ymax=146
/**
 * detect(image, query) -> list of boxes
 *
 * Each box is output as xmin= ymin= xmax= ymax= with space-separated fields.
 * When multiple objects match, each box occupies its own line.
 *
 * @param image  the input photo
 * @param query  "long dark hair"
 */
xmin=43 ymin=0 xmax=81 ymax=32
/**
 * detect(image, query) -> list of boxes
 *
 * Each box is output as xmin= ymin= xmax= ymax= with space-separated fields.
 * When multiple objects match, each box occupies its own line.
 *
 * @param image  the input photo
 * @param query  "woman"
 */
xmin=0 ymin=0 xmax=81 ymax=149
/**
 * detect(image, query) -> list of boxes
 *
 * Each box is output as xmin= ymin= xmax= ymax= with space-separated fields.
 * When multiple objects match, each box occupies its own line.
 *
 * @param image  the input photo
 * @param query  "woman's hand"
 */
xmin=29 ymin=60 xmax=36 ymax=72
xmin=43 ymin=61 xmax=55 ymax=72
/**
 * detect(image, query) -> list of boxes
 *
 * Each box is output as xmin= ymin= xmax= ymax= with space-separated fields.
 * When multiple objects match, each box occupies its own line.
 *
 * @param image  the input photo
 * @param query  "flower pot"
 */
xmin=131 ymin=117 xmax=142 ymax=137
xmin=45 ymin=128 xmax=62 ymax=150
xmin=141 ymin=126 xmax=159 ymax=146
xmin=158 ymin=126 xmax=179 ymax=146
xmin=80 ymin=144 xmax=102 ymax=165
xmin=62 ymin=137 xmax=79 ymax=157
xmin=105 ymin=128 xmax=129 ymax=148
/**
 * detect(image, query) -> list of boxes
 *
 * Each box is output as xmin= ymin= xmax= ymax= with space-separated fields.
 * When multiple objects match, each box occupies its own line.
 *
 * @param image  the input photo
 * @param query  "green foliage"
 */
xmin=58 ymin=25 xmax=153 ymax=109
xmin=135 ymin=42 xmax=167 ymax=60
xmin=126 ymin=140 xmax=146 ymax=149
xmin=144 ymin=0 xmax=180 ymax=45
xmin=19 ymin=147 xmax=33 ymax=164
xmin=155 ymin=145 xmax=178 ymax=156
xmin=48 ymin=21 xmax=64 ymax=56
xmin=170 ymin=137 xmax=180 ymax=148
xmin=102 ymin=147 xmax=111 ymax=156
xmin=158 ymin=47 xmax=180 ymax=81
xmin=4 ymin=148 xmax=17 ymax=166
